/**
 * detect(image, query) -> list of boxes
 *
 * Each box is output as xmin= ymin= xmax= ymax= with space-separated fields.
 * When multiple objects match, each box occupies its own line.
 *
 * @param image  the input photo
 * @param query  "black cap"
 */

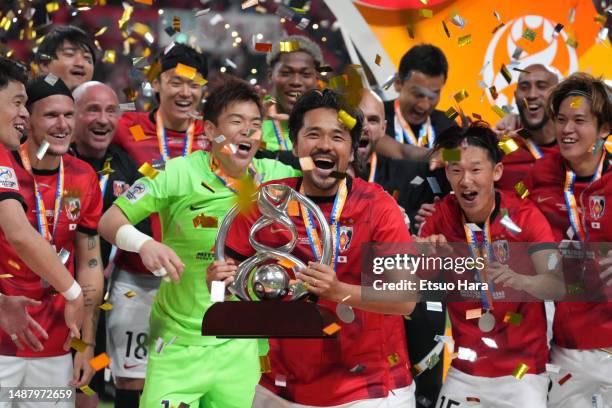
xmin=26 ymin=75 xmax=74 ymax=107
xmin=160 ymin=43 xmax=208 ymax=79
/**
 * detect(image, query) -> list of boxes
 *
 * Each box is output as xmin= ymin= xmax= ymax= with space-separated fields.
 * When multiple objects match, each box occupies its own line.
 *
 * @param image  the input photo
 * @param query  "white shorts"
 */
xmin=0 ymin=353 xmax=73 ymax=408
xmin=106 ymin=268 xmax=160 ymax=379
xmin=252 ymin=383 xmax=416 ymax=408
xmin=547 ymin=346 xmax=612 ymax=408
xmin=436 ymin=366 xmax=548 ymax=408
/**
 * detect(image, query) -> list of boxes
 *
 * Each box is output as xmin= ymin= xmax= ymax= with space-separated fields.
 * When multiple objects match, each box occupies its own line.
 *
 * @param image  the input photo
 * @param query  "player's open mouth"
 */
xmin=561 ymin=137 xmax=577 ymax=145
xmin=237 ymin=142 xmax=252 ymax=152
xmin=359 ymin=138 xmax=370 ymax=149
xmin=461 ymin=191 xmax=478 ymax=203
xmin=13 ymin=123 xmax=25 ymax=134
xmin=313 ymin=157 xmax=335 ymax=170
xmin=175 ymin=100 xmax=192 ymax=109
xmin=70 ymin=70 xmax=86 ymax=77
xmin=49 ymin=132 xmax=69 ymax=140
xmin=91 ymin=128 xmax=110 ymax=137
xmin=527 ymin=103 xmax=541 ymax=113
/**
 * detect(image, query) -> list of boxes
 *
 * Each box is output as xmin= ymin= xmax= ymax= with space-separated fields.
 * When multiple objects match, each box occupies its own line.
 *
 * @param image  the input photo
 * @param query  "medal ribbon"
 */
xmin=299 ymin=179 xmax=348 ymax=271
xmin=368 ymin=152 xmax=377 ymax=182
xmin=99 ymin=174 xmax=110 ymax=196
xmin=462 ymin=212 xmax=495 ymax=311
xmin=156 ymin=110 xmax=195 ymax=162
xmin=563 ymin=151 xmax=605 ymax=242
xmin=394 ymin=99 xmax=435 ymax=147
xmin=522 ymin=137 xmax=544 ymax=160
xmin=19 ymin=144 xmax=64 ymax=243
xmin=271 ymin=119 xmax=290 ymax=151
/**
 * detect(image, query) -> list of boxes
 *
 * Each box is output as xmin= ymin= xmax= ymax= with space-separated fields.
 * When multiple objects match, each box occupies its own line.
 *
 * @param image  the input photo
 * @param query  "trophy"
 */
xmin=202 ymin=184 xmax=337 ymax=338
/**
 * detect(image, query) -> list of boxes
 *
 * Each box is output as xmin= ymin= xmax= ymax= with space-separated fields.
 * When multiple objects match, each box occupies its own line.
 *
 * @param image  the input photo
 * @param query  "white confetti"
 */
xmin=214 ymin=135 xmax=226 ymax=144
xmin=44 ymin=73 xmax=59 ymax=86
xmin=547 ymin=253 xmax=559 ymax=270
xmin=546 ymin=363 xmax=561 ymax=373
xmin=450 ymin=14 xmax=466 ymax=28
xmin=224 ymin=58 xmax=237 ymax=69
xmin=426 ymin=302 xmax=443 ymax=312
xmin=119 ymin=102 xmax=136 ymax=112
xmin=500 ymin=215 xmax=522 ymax=234
xmin=426 ymin=177 xmax=441 ymax=194
xmin=457 ymin=346 xmax=477 ymax=362
xmin=36 ymin=140 xmax=50 ymax=160
xmin=481 ymin=337 xmax=498 ymax=349
xmin=210 ymin=13 xmax=223 ymax=26
xmin=210 ymin=280 xmax=225 ymax=302
xmin=274 ymin=374 xmax=287 ymax=387
xmin=434 ymin=334 xmax=454 ymax=353
xmin=410 ymin=175 xmax=425 ymax=186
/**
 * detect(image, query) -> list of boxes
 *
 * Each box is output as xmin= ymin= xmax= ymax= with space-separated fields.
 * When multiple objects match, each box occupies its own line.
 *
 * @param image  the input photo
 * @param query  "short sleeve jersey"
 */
xmin=0 ymin=144 xmax=24 ymax=207
xmin=113 ymin=150 xmax=300 ymax=346
xmin=0 ymin=151 xmax=102 ymax=357
xmin=420 ymin=191 xmax=554 ymax=377
xmin=224 ymin=176 xmax=414 ymax=406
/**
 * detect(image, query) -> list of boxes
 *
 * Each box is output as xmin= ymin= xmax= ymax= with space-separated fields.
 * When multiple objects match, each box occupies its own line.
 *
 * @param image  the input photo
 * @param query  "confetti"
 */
xmin=175 ymin=63 xmax=197 ymax=80
xmin=419 ymin=9 xmax=433 ymax=18
xmin=498 ymin=137 xmax=519 ymax=155
xmin=489 ymin=86 xmax=498 ymax=100
xmin=501 ymin=214 xmax=523 ymax=234
xmin=214 ymin=135 xmax=226 ymax=144
xmin=36 ymin=140 xmax=50 ymax=160
xmin=570 ymin=96 xmax=583 ymax=109
xmin=124 ymin=290 xmax=137 ymax=298
xmin=512 ymin=47 xmax=524 ymax=60
xmin=278 ymin=258 xmax=295 ymax=269
xmin=274 ymin=374 xmax=287 ymax=387
xmin=260 ymin=355 xmax=271 ymax=373
xmin=102 ymin=50 xmax=116 ymax=64
xmin=387 ymin=352 xmax=400 ymax=366
xmin=129 ymin=125 xmax=147 ymax=142
xmin=374 ymin=54 xmax=381 ymax=66
xmin=466 ymin=397 xmax=481 ymax=403
xmin=493 ymin=10 xmax=501 ymax=21
xmin=445 ymin=106 xmax=459 ymax=120
xmin=323 ymin=323 xmax=341 ymax=335
xmin=500 ymin=64 xmax=512 ymax=84
xmin=172 ymin=16 xmax=181 ymax=33
xmin=442 ymin=21 xmax=450 ymax=38
xmin=554 ymin=23 xmax=564 ymax=34
xmin=138 ymin=162 xmax=159 ymax=179
xmin=44 ymin=73 xmax=59 ymax=86
xmin=453 ymin=89 xmax=469 ymax=103
xmin=512 ymin=363 xmax=529 ymax=380
xmin=522 ymin=29 xmax=536 ymax=42
xmin=450 ymin=13 xmax=466 ymax=28
xmin=337 ymin=109 xmax=356 ymax=130
xmin=426 ymin=302 xmax=443 ymax=312
xmin=119 ymin=102 xmax=136 ymax=112
xmin=597 ymin=27 xmax=609 ymax=43
xmin=79 ymin=385 xmax=96 ymax=396
xmin=99 ymin=302 xmax=113 ymax=311
xmin=134 ymin=0 xmax=153 ymax=4
xmin=426 ymin=177 xmax=442 ymax=195
xmin=492 ymin=105 xmax=507 ymax=118
xmin=89 ymin=353 xmax=111 ymax=371
xmin=225 ymin=58 xmax=237 ymax=69
xmin=466 ymin=308 xmax=482 ymax=320
xmin=442 ymin=148 xmax=461 ymax=162
xmin=457 ymin=34 xmax=472 ymax=47
xmin=457 ymin=347 xmax=477 ymax=362
xmin=503 ymin=311 xmax=523 ymax=325
xmin=7 ymin=259 xmax=19 ymax=270
xmin=481 ymin=337 xmax=498 ymax=349
xmin=514 ymin=181 xmax=529 ymax=199
xmin=287 ymin=200 xmax=300 ymax=217
xmin=558 ymin=373 xmax=572 ymax=385
xmin=349 ymin=364 xmax=365 ymax=373
xmin=70 ymin=338 xmax=89 ymax=353
xmin=210 ymin=280 xmax=225 ymax=302
xmin=46 ymin=2 xmax=60 ymax=13
xmin=547 ymin=253 xmax=559 ymax=270
xmin=155 ymin=337 xmax=164 ymax=353
xmin=242 ymin=0 xmax=258 ymax=9
xmin=94 ymin=26 xmax=108 ymax=37
xmin=254 ymin=42 xmax=273 ymax=52
xmin=546 ymin=363 xmax=561 ymax=373
xmin=410 ymin=176 xmax=424 ymax=186
xmin=280 ymin=40 xmax=300 ymax=53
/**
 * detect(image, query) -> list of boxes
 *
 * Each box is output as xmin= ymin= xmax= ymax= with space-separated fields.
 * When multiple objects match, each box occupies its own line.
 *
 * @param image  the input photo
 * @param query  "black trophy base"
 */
xmin=202 ymin=301 xmax=338 ymax=338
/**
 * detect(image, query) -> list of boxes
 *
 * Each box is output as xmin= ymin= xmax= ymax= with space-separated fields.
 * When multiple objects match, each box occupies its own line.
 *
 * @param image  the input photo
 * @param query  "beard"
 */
xmin=518 ymin=106 xmax=549 ymax=131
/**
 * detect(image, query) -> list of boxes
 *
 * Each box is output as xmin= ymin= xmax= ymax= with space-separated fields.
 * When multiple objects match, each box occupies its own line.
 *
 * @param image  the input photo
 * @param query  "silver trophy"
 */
xmin=215 ymin=183 xmax=332 ymax=301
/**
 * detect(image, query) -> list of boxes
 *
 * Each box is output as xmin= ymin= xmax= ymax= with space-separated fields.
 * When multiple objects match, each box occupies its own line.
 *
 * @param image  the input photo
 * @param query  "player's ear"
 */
xmin=203 ymin=120 xmax=216 ymax=141
xmin=493 ymin=162 xmax=503 ymax=182
xmin=152 ymin=77 xmax=161 ymax=93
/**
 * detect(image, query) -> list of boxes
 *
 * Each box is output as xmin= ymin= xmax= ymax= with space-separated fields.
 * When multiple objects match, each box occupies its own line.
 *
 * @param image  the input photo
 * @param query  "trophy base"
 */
xmin=202 ymin=301 xmax=338 ymax=338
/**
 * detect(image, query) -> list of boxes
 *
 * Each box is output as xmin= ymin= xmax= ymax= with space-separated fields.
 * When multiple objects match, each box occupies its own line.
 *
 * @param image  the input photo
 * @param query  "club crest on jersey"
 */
xmin=113 ymin=181 xmax=128 ymax=197
xmin=0 ymin=166 xmax=19 ymax=190
xmin=124 ymin=182 xmax=148 ymax=203
xmin=589 ymin=195 xmax=605 ymax=220
xmin=492 ymin=240 xmax=510 ymax=264
xmin=339 ymin=226 xmax=353 ymax=253
xmin=64 ymin=197 xmax=81 ymax=221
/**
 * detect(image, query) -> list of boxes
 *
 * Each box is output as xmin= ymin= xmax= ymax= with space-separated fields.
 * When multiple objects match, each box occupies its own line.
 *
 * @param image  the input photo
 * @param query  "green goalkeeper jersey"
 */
xmin=114 ymin=150 xmax=301 ymax=346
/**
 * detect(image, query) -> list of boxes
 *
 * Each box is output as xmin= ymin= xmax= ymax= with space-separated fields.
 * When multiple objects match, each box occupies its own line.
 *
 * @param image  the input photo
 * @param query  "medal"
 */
xmin=335 ymin=302 xmax=355 ymax=324
xmin=478 ymin=311 xmax=496 ymax=333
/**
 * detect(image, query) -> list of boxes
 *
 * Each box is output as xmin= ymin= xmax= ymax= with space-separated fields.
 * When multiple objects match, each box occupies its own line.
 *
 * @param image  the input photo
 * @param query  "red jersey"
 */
xmin=420 ymin=191 xmax=553 ymax=377
xmin=225 ymin=177 xmax=413 ymax=406
xmin=0 ymin=151 xmax=102 ymax=357
xmin=0 ymin=144 xmax=24 ymax=207
xmin=529 ymin=151 xmax=612 ymax=349
xmin=112 ymin=110 xmax=208 ymax=274
xmin=496 ymin=136 xmax=558 ymax=192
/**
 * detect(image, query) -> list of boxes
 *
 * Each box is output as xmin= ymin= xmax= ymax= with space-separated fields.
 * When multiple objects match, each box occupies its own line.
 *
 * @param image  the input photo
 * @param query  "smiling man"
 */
xmin=0 ymin=76 xmax=103 ymax=407
xmin=224 ymin=89 xmax=417 ymax=407
xmin=35 ymin=26 xmax=96 ymax=91
xmin=99 ymin=77 xmax=299 ymax=407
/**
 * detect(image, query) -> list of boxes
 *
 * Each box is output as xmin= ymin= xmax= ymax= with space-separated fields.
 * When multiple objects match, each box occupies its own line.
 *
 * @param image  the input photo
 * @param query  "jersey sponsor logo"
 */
xmin=589 ymin=195 xmax=605 ymax=220
xmin=123 ymin=182 xmax=148 ymax=203
xmin=122 ymin=363 xmax=141 ymax=370
xmin=64 ymin=197 xmax=81 ymax=221
xmin=0 ymin=166 xmax=19 ymax=190
xmin=492 ymin=240 xmax=510 ymax=264
xmin=537 ymin=196 xmax=552 ymax=203
xmin=339 ymin=226 xmax=353 ymax=253
xmin=113 ymin=181 xmax=128 ymax=197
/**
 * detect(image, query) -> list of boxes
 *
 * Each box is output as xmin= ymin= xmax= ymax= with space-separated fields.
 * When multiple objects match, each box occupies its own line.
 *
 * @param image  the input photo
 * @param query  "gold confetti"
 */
xmin=442 ymin=20 xmax=450 ymax=38
xmin=175 ymin=63 xmax=197 ymax=80
xmin=0 ymin=273 xmax=14 ymax=279
xmin=102 ymin=50 xmax=116 ymax=64
xmin=374 ymin=54 xmax=382 ymax=66
xmin=138 ymin=163 xmax=159 ymax=179
xmin=89 ymin=353 xmax=111 ymax=371
xmin=237 ymin=176 xmax=258 ymax=213
xmin=465 ymin=308 xmax=482 ymax=320
xmin=498 ymin=136 xmax=519 ymax=155
xmin=453 ymin=89 xmax=469 ymax=103
xmin=500 ymin=64 xmax=512 ymax=84
xmin=570 ymin=96 xmax=583 ymax=109
xmin=489 ymin=86 xmax=498 ymax=100
xmin=7 ymin=260 xmax=20 ymax=270
xmin=172 ymin=16 xmax=181 ymax=32
xmin=387 ymin=352 xmax=400 ymax=366
xmin=279 ymin=40 xmax=300 ymax=53
xmin=79 ymin=385 xmax=96 ymax=396
xmin=242 ymin=0 xmax=259 ymax=9
xmin=124 ymin=290 xmax=137 ymax=298
xmin=129 ymin=125 xmax=147 ymax=141
xmin=194 ymin=73 xmax=208 ymax=86
xmin=442 ymin=148 xmax=461 ymax=162
xmin=503 ymin=311 xmax=523 ymax=325
xmin=323 ymin=323 xmax=341 ymax=335
xmin=70 ymin=338 xmax=89 ymax=353
xmin=46 ymin=2 xmax=60 ymax=13
xmin=260 ymin=355 xmax=271 ymax=373
xmin=457 ymin=34 xmax=472 ymax=47
xmin=566 ymin=36 xmax=578 ymax=49
xmin=94 ymin=27 xmax=108 ymax=37
xmin=419 ymin=9 xmax=433 ymax=18
xmin=99 ymin=302 xmax=113 ymax=311
xmin=118 ymin=5 xmax=134 ymax=30
xmin=594 ymin=14 xmax=607 ymax=25
xmin=512 ymin=363 xmax=529 ymax=380
xmin=492 ymin=105 xmax=507 ymax=118
xmin=337 ymin=109 xmax=356 ymax=130
xmin=514 ymin=181 xmax=529 ymax=199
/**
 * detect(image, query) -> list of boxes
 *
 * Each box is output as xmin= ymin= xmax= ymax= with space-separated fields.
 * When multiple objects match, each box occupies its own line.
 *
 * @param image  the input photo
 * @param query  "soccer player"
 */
xmin=108 ymin=43 xmax=209 ymax=407
xmin=0 ymin=76 xmax=103 ymax=406
xmin=418 ymin=122 xmax=563 ymax=407
xmin=262 ymin=35 xmax=323 ymax=152
xmin=98 ymin=77 xmax=300 ymax=407
xmin=0 ymin=57 xmax=84 ymax=347
xmin=35 ymin=26 xmax=96 ymax=91
xmin=224 ymin=89 xmax=417 ymax=407
xmin=528 ymin=73 xmax=612 ymax=407
xmin=495 ymin=64 xmax=561 ymax=190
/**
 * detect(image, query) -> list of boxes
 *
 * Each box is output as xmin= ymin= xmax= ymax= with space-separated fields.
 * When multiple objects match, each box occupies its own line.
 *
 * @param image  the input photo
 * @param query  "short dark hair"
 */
xmin=0 ymin=56 xmax=29 ymax=90
xmin=434 ymin=121 xmax=503 ymax=164
xmin=398 ymin=44 xmax=449 ymax=83
xmin=202 ymin=76 xmax=263 ymax=125
xmin=546 ymin=72 xmax=612 ymax=130
xmin=35 ymin=25 xmax=97 ymax=65
xmin=288 ymin=89 xmax=363 ymax=150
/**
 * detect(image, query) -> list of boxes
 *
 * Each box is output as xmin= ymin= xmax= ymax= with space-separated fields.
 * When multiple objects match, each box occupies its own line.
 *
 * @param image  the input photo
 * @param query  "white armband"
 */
xmin=115 ymin=224 xmax=153 ymax=253
xmin=61 ymin=280 xmax=82 ymax=301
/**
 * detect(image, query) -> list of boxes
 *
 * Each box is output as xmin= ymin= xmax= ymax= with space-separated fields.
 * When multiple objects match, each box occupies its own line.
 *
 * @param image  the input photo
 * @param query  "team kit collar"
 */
xmin=393 ymin=99 xmax=435 ymax=148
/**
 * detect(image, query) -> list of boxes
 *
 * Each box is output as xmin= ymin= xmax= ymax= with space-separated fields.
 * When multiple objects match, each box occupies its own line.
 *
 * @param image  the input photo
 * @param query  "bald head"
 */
xmin=515 ymin=64 xmax=561 ymax=131
xmin=357 ymin=89 xmax=386 ymax=161
xmin=73 ymin=81 xmax=120 ymax=158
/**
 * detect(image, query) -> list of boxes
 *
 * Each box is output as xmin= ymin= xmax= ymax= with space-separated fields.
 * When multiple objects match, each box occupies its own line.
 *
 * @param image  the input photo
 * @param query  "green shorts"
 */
xmin=140 ymin=339 xmax=260 ymax=408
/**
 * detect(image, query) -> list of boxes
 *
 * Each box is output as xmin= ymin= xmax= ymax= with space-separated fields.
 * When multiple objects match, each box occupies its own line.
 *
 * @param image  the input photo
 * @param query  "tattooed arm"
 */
xmin=70 ymin=233 xmax=103 ymax=388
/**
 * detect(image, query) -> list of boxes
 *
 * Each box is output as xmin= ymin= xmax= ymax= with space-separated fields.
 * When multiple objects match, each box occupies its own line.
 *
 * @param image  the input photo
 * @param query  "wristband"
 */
xmin=115 ymin=224 xmax=153 ymax=253
xmin=61 ymin=280 xmax=82 ymax=301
